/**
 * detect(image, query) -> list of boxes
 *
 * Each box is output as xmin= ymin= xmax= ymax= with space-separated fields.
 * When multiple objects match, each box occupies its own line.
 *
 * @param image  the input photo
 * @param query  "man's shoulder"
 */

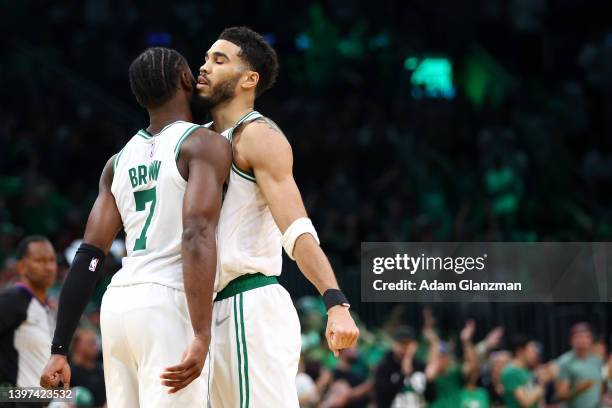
xmin=180 ymin=126 xmax=231 ymax=155
xmin=587 ymin=352 xmax=604 ymax=365
xmin=240 ymin=116 xmax=291 ymax=160
xmin=232 ymin=114 xmax=292 ymax=173
xmin=501 ymin=363 xmax=520 ymax=379
xmin=0 ymin=285 xmax=31 ymax=303
xmin=240 ymin=115 xmax=286 ymax=140
xmin=0 ymin=285 xmax=32 ymax=318
xmin=556 ymin=350 xmax=575 ymax=366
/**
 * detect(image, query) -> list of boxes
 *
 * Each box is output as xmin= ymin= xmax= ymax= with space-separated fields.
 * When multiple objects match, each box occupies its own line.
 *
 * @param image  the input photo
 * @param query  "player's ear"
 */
xmin=180 ymin=68 xmax=194 ymax=92
xmin=241 ymin=70 xmax=259 ymax=92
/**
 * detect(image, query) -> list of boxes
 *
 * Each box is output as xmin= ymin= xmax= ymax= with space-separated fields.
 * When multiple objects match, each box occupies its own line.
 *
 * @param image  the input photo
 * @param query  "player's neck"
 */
xmin=210 ymin=98 xmax=254 ymax=133
xmin=574 ymin=348 xmax=589 ymax=358
xmin=147 ymin=103 xmax=192 ymax=135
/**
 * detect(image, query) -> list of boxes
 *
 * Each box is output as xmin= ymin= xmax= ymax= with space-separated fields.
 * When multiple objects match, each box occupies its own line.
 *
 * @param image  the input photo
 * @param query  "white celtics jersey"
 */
xmin=110 ymin=121 xmax=202 ymax=290
xmin=205 ymin=111 xmax=283 ymax=292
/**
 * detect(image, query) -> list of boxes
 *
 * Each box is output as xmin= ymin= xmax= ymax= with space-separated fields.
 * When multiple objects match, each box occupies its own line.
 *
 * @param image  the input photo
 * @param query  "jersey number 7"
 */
xmin=133 ymin=187 xmax=157 ymax=250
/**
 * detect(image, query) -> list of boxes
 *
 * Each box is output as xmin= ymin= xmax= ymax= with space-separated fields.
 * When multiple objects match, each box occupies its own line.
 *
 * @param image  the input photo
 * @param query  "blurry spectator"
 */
xmin=0 ymin=257 xmax=19 ymax=288
xmin=320 ymin=380 xmax=353 ymax=408
xmin=429 ymin=320 xmax=479 ymax=408
xmin=473 ymin=327 xmax=506 ymax=407
xmin=483 ymin=350 xmax=511 ymax=407
xmin=604 ymin=354 xmax=612 ymax=408
xmin=594 ymin=334 xmax=612 ymax=406
xmin=500 ymin=334 xmax=552 ymax=408
xmin=474 ymin=327 xmax=504 ymax=362
xmin=0 ymin=235 xmax=57 ymax=387
xmin=297 ymin=357 xmax=338 ymax=407
xmin=69 ymin=328 xmax=106 ymax=407
xmin=329 ymin=347 xmax=372 ymax=407
xmin=297 ymin=357 xmax=321 ymax=408
xmin=554 ymin=323 xmax=606 ymax=408
xmin=374 ymin=325 xmax=437 ymax=407
xmin=593 ymin=335 xmax=608 ymax=360
xmin=458 ymin=321 xmax=490 ymax=408
xmin=459 ymin=365 xmax=490 ymax=408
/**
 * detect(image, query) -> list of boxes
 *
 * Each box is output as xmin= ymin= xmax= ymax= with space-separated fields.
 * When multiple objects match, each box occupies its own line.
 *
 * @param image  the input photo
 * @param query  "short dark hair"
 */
xmin=570 ymin=322 xmax=592 ymax=337
xmin=510 ymin=334 xmax=532 ymax=355
xmin=128 ymin=47 xmax=189 ymax=109
xmin=219 ymin=26 xmax=279 ymax=97
xmin=16 ymin=235 xmax=50 ymax=260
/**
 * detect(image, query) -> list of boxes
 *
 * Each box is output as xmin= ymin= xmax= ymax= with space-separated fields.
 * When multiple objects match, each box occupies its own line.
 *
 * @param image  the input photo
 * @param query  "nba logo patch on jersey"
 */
xmin=148 ymin=141 xmax=155 ymax=158
xmin=89 ymin=257 xmax=99 ymax=272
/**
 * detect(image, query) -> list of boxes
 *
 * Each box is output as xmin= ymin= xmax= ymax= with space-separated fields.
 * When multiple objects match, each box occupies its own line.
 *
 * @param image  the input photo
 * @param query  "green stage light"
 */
xmin=404 ymin=57 xmax=419 ymax=71
xmin=408 ymin=57 xmax=455 ymax=98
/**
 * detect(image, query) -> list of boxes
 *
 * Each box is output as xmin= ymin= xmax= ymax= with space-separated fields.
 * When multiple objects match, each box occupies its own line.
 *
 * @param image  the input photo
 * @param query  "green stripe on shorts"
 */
xmin=234 ymin=296 xmax=244 ymax=407
xmin=240 ymin=293 xmax=250 ymax=406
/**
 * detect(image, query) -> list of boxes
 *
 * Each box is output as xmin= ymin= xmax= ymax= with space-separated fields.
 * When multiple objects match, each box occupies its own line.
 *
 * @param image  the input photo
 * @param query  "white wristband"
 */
xmin=281 ymin=217 xmax=320 ymax=260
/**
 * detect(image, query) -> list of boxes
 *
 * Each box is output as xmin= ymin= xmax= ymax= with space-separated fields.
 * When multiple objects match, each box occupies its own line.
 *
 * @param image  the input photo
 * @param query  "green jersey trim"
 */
xmin=137 ymin=130 xmax=152 ymax=139
xmin=174 ymin=124 xmax=202 ymax=160
xmin=160 ymin=120 xmax=186 ymax=133
xmin=227 ymin=111 xmax=262 ymax=142
xmin=239 ymin=292 xmax=250 ymax=406
xmin=138 ymin=120 xmax=187 ymax=140
xmin=113 ymin=148 xmax=125 ymax=172
xmin=236 ymin=110 xmax=260 ymax=126
xmin=231 ymin=162 xmax=256 ymax=182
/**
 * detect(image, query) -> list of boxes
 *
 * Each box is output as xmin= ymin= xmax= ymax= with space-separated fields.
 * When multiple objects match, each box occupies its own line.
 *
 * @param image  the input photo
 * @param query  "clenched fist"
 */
xmin=325 ymin=306 xmax=359 ymax=357
xmin=40 ymin=354 xmax=71 ymax=389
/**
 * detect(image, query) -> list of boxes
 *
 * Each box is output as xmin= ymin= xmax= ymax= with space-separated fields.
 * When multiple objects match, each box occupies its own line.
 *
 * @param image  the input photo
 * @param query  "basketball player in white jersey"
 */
xmin=40 ymin=47 xmax=231 ymax=406
xmin=182 ymin=27 xmax=360 ymax=407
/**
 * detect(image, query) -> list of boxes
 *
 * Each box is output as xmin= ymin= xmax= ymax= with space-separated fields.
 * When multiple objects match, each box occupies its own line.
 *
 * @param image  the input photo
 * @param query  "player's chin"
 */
xmin=196 ymin=83 xmax=209 ymax=92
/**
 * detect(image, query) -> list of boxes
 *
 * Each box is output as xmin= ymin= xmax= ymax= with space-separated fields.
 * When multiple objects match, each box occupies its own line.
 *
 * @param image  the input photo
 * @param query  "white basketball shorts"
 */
xmin=210 ymin=274 xmax=301 ymax=408
xmin=100 ymin=283 xmax=210 ymax=407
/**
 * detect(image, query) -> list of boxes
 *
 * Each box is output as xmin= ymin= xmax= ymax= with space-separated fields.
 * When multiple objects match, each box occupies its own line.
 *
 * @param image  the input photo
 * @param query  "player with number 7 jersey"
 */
xmin=110 ymin=120 xmax=201 ymax=288
xmin=40 ymin=47 xmax=231 ymax=407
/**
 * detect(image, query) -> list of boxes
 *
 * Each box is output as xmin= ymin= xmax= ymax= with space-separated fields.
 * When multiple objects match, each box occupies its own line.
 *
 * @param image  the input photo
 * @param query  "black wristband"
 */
xmin=51 ymin=243 xmax=106 ymax=355
xmin=323 ymin=289 xmax=350 ymax=310
xmin=51 ymin=343 xmax=68 ymax=356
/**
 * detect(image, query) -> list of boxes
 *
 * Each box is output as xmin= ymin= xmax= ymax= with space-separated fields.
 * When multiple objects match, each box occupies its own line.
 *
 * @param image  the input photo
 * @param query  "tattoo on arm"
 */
xmin=254 ymin=117 xmax=284 ymax=135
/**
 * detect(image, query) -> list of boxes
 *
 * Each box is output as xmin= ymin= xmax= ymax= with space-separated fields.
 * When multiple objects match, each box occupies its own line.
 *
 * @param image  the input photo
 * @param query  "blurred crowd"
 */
xmin=3 ymin=243 xmax=612 ymax=408
xmin=294 ymin=304 xmax=612 ymax=407
xmin=1 ymin=235 xmax=611 ymax=407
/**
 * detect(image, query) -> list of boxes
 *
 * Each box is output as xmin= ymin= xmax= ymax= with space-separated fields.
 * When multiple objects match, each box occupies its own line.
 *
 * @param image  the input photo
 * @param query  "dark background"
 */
xmin=1 ymin=0 xmax=612 ymax=358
